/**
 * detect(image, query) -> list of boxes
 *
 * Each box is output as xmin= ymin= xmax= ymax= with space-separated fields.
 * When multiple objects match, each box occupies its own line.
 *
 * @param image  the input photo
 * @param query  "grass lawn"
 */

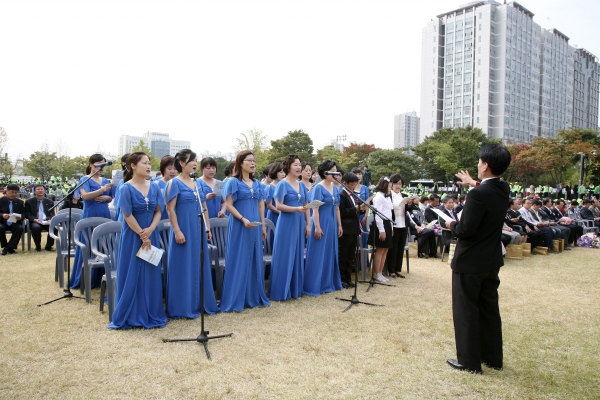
xmin=1 ymin=236 xmax=599 ymax=399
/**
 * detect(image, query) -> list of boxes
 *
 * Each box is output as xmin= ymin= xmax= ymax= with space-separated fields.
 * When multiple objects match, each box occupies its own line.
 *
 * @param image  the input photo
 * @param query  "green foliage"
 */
xmin=412 ymin=126 xmax=500 ymax=182
xmin=266 ymin=129 xmax=315 ymax=165
xmin=214 ymin=157 xmax=230 ymax=180
xmin=343 ymin=143 xmax=378 ymax=166
xmin=233 ymin=129 xmax=270 ymax=174
xmin=24 ymin=149 xmax=58 ymax=181
xmin=367 ymin=149 xmax=419 ymax=183
xmin=131 ymin=140 xmax=160 ymax=171
xmin=315 ymin=146 xmax=344 ymax=166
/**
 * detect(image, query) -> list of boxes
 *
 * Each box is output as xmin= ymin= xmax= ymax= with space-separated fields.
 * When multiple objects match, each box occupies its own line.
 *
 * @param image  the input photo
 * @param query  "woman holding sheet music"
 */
xmin=109 ymin=152 xmax=167 ymax=329
xmin=220 ymin=151 xmax=270 ymax=312
xmin=386 ymin=173 xmax=409 ymax=278
xmin=198 ymin=157 xmax=226 ymax=219
xmin=268 ymin=155 xmax=310 ymax=301
xmin=165 ymin=150 xmax=219 ymax=318
xmin=370 ymin=177 xmax=393 ymax=283
xmin=303 ymin=160 xmax=343 ymax=296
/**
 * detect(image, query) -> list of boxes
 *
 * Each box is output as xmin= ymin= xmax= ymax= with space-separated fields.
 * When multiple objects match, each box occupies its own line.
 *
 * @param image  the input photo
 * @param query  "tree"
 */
xmin=343 ymin=142 xmax=379 ymax=166
xmin=367 ymin=149 xmax=420 ymax=184
xmin=131 ymin=140 xmax=160 ymax=171
xmin=214 ymin=157 xmax=230 ymax=180
xmin=315 ymin=145 xmax=344 ymax=166
xmin=233 ymin=129 xmax=270 ymax=173
xmin=24 ymin=146 xmax=58 ymax=181
xmin=412 ymin=126 xmax=500 ymax=182
xmin=0 ymin=126 xmax=12 ymax=178
xmin=503 ymin=143 xmax=538 ymax=187
xmin=266 ymin=129 xmax=315 ymax=165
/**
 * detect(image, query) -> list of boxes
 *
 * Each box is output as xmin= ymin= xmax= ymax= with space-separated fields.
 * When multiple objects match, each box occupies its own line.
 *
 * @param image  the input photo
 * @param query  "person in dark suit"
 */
xmin=445 ymin=144 xmax=511 ymax=374
xmin=338 ymin=172 xmax=362 ymax=288
xmin=24 ymin=184 xmax=56 ymax=252
xmin=0 ymin=184 xmax=26 ymax=255
xmin=580 ymin=199 xmax=600 ymax=228
xmin=424 ymin=194 xmax=441 ymax=223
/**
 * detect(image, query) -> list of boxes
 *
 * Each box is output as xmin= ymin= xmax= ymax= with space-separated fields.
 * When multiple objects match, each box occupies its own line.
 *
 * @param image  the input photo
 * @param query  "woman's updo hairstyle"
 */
xmin=174 ymin=149 xmax=196 ymax=173
xmin=123 ymin=152 xmax=148 ymax=183
xmin=282 ymin=154 xmax=301 ymax=175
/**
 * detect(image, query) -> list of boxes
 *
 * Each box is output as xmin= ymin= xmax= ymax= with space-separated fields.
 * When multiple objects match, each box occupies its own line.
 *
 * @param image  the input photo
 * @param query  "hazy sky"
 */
xmin=1 ymin=0 xmax=598 ymax=161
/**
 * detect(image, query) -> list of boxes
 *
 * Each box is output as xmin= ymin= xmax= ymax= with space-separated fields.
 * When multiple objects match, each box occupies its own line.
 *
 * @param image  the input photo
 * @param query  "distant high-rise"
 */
xmin=393 ymin=111 xmax=420 ymax=154
xmin=420 ymin=0 xmax=599 ymax=143
xmin=118 ymin=132 xmax=191 ymax=158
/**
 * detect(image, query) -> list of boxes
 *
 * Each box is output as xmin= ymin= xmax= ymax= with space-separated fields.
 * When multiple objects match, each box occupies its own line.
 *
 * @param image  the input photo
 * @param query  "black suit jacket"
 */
xmin=449 ymin=178 xmax=509 ymax=273
xmin=339 ymin=189 xmax=360 ymax=236
xmin=0 ymin=196 xmax=26 ymax=225
xmin=25 ymin=197 xmax=56 ymax=223
xmin=424 ymin=206 xmax=438 ymax=223
xmin=579 ymin=207 xmax=596 ymax=221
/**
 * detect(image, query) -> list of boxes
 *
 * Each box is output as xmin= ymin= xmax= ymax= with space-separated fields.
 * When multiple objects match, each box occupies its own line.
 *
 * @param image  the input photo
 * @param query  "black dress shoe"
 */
xmin=7 ymin=248 xmax=15 ymax=254
xmin=35 ymin=247 xmax=42 ymax=252
xmin=342 ymin=282 xmax=352 ymax=289
xmin=1 ymin=248 xmax=7 ymax=256
xmin=397 ymin=273 xmax=405 ymax=278
xmin=446 ymin=359 xmax=482 ymax=374
xmin=482 ymin=361 xmax=503 ymax=371
xmin=418 ymin=253 xmax=428 ymax=259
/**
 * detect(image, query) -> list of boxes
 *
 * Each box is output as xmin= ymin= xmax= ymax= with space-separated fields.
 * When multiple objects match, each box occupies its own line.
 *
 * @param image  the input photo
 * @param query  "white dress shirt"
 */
xmin=391 ymin=191 xmax=406 ymax=228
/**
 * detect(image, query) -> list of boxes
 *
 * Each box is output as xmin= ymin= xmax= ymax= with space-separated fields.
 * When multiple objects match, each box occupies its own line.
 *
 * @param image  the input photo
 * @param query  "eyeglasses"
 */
xmin=244 ymin=159 xmax=256 ymax=163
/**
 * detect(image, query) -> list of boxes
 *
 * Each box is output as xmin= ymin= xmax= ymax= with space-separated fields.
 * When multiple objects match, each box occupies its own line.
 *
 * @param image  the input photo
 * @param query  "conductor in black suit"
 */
xmin=338 ymin=172 xmax=362 ymax=288
xmin=24 ymin=184 xmax=56 ymax=252
xmin=445 ymin=144 xmax=511 ymax=374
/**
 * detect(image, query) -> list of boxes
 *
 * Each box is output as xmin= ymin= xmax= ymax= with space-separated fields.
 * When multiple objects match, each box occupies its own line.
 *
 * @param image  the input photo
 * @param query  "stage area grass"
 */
xmin=1 ymin=234 xmax=599 ymax=399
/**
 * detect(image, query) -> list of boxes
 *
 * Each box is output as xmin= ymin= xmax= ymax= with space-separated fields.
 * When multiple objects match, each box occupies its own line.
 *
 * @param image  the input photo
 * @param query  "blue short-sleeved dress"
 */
xmin=220 ymin=178 xmax=270 ymax=312
xmin=268 ymin=181 xmax=308 ymax=301
xmin=265 ymin=184 xmax=279 ymax=227
xmin=154 ymin=179 xmax=170 ymax=220
xmin=68 ymin=176 xmax=111 ymax=289
xmin=165 ymin=178 xmax=219 ymax=318
xmin=198 ymin=179 xmax=223 ymax=219
xmin=303 ymin=183 xmax=343 ymax=296
xmin=109 ymin=183 xmax=167 ymax=329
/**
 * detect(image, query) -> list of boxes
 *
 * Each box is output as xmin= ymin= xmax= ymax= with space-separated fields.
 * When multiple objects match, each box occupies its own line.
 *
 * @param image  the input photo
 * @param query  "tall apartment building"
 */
xmin=118 ymin=132 xmax=191 ymax=157
xmin=393 ymin=111 xmax=420 ymax=154
xmin=573 ymin=48 xmax=600 ymax=131
xmin=420 ymin=0 xmax=599 ymax=143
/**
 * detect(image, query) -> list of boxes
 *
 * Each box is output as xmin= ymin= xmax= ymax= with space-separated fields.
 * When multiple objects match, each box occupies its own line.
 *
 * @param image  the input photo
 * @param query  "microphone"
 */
xmin=324 ymin=171 xmax=341 ymax=176
xmin=94 ymin=161 xmax=113 ymax=168
xmin=190 ymin=172 xmax=198 ymax=178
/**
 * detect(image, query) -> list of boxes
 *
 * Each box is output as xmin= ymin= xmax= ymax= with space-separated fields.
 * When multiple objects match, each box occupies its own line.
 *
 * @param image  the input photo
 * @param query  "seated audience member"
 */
xmin=0 ymin=184 xmax=25 ymax=255
xmin=552 ymin=199 xmax=583 ymax=245
xmin=24 ymin=184 xmax=56 ymax=252
xmin=579 ymin=199 xmax=600 ymax=228
xmin=407 ymin=200 xmax=440 ymax=259
xmin=518 ymin=198 xmax=557 ymax=252
xmin=506 ymin=199 xmax=544 ymax=249
xmin=590 ymin=199 xmax=600 ymax=218
xmin=539 ymin=198 xmax=573 ymax=250
xmin=502 ymin=222 xmax=525 ymax=244
xmin=418 ymin=195 xmax=429 ymax=214
xmin=424 ymin=194 xmax=441 ymax=223
xmin=454 ymin=194 xmax=466 ymax=215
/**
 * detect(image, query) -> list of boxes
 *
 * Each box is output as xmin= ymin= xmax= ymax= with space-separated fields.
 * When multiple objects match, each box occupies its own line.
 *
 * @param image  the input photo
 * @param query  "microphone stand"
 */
xmin=38 ymin=169 xmax=104 ymax=306
xmin=163 ymin=173 xmax=232 ymax=360
xmin=334 ymin=176 xmax=385 ymax=312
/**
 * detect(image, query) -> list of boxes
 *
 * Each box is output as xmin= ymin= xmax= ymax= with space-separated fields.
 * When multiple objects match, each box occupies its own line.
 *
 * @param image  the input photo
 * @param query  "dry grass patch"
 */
xmin=1 ymin=234 xmax=599 ymax=399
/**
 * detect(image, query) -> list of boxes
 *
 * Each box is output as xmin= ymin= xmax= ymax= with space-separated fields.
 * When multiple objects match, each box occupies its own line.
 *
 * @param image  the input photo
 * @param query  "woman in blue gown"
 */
xmin=220 ymin=150 xmax=270 ymax=312
xmin=198 ymin=157 xmax=226 ymax=219
xmin=265 ymin=162 xmax=285 ymax=227
xmin=154 ymin=155 xmax=177 ymax=220
xmin=69 ymin=154 xmax=113 ymax=289
xmin=269 ymin=155 xmax=310 ymax=301
xmin=109 ymin=152 xmax=167 ymax=329
xmin=165 ymin=150 xmax=218 ymax=318
xmin=304 ymin=160 xmax=343 ymax=296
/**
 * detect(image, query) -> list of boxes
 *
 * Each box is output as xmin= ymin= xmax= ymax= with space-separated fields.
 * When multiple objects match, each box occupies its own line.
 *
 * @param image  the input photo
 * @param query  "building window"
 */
xmin=477 ymin=94 xmax=480 ymax=100
xmin=477 ymin=117 xmax=480 ymax=123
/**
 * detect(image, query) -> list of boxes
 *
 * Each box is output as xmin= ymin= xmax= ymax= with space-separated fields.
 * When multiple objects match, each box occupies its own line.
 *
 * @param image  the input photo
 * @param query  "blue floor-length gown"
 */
xmin=269 ymin=181 xmax=308 ymax=301
xmin=68 ymin=176 xmax=111 ymax=289
xmin=109 ymin=183 xmax=167 ymax=329
xmin=165 ymin=178 xmax=219 ymax=318
xmin=198 ymin=179 xmax=223 ymax=219
xmin=266 ymin=184 xmax=279 ymax=227
xmin=154 ymin=179 xmax=170 ymax=220
xmin=220 ymin=178 xmax=270 ymax=312
xmin=303 ymin=183 xmax=343 ymax=296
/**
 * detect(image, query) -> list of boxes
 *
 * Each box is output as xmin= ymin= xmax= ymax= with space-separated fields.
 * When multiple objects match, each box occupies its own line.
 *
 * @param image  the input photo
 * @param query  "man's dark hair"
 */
xmin=508 ymin=198 xmax=515 ymax=207
xmin=442 ymin=196 xmax=454 ymax=204
xmin=351 ymin=167 xmax=362 ymax=175
xmin=532 ymin=199 xmax=543 ymax=206
xmin=6 ymin=184 xmax=19 ymax=191
xmin=342 ymin=172 xmax=359 ymax=184
xmin=543 ymin=197 xmax=553 ymax=207
xmin=478 ymin=144 xmax=511 ymax=176
xmin=34 ymin=184 xmax=45 ymax=190
xmin=420 ymin=195 xmax=429 ymax=203
xmin=429 ymin=194 xmax=440 ymax=201
xmin=458 ymin=194 xmax=467 ymax=202
xmin=582 ymin=199 xmax=591 ymax=205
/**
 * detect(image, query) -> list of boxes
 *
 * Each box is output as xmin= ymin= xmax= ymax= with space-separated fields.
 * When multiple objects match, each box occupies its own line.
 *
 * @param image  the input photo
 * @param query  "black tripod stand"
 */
xmin=163 ymin=173 xmax=232 ymax=360
xmin=335 ymin=177 xmax=385 ymax=311
xmin=38 ymin=170 xmax=105 ymax=306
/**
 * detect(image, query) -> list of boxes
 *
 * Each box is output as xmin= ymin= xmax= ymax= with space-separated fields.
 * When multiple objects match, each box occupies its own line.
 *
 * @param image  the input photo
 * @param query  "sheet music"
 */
xmin=8 ymin=213 xmax=21 ymax=223
xmin=433 ymin=208 xmax=454 ymax=222
xmin=303 ymin=200 xmax=324 ymax=209
xmin=136 ymin=245 xmax=164 ymax=267
xmin=212 ymin=181 xmax=225 ymax=197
